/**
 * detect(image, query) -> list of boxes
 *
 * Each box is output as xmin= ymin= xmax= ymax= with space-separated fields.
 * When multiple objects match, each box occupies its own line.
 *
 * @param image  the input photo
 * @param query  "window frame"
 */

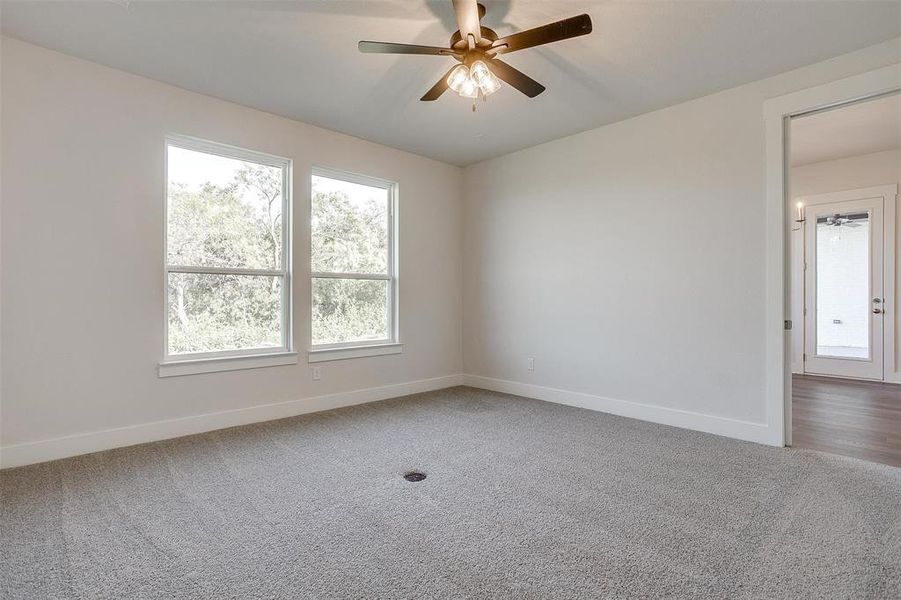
xmin=310 ymin=166 xmax=399 ymax=356
xmin=162 ymin=134 xmax=294 ymax=366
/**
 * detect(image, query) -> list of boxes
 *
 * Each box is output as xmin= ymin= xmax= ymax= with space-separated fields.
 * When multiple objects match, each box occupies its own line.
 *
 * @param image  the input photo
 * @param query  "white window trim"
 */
xmin=160 ymin=134 xmax=294 ymax=377
xmin=308 ymin=343 xmax=403 ymax=364
xmin=159 ymin=351 xmax=299 ymax=378
xmin=310 ymin=166 xmax=399 ymax=361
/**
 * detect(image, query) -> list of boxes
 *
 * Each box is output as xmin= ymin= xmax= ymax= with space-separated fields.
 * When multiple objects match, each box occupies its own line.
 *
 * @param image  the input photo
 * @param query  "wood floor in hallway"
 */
xmin=792 ymin=374 xmax=901 ymax=467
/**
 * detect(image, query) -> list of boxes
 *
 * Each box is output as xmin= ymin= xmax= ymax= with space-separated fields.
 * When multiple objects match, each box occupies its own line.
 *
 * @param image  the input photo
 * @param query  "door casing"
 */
xmin=764 ymin=64 xmax=901 ymax=447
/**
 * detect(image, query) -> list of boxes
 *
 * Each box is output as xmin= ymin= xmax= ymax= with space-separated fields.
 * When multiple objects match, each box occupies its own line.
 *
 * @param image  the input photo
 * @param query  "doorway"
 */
xmin=786 ymin=92 xmax=900 ymax=466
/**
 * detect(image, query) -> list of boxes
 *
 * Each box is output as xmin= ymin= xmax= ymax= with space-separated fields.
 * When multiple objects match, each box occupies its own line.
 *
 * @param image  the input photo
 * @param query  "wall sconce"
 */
xmin=793 ymin=201 xmax=805 ymax=232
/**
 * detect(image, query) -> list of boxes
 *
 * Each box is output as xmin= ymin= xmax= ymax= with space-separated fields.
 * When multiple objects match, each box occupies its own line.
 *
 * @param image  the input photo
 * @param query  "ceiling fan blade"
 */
xmin=421 ymin=66 xmax=457 ymax=101
xmin=491 ymin=14 xmax=592 ymax=55
xmin=358 ymin=41 xmax=455 ymax=56
xmin=452 ymin=0 xmax=482 ymax=46
xmin=488 ymin=59 xmax=545 ymax=98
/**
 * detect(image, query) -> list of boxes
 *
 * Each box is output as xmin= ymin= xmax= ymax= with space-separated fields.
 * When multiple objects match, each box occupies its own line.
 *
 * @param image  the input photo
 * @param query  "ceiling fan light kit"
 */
xmin=358 ymin=0 xmax=592 ymax=108
xmin=448 ymin=60 xmax=501 ymax=100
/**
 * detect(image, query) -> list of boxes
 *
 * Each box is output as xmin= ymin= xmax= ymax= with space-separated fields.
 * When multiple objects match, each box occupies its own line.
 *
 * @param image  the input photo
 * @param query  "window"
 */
xmin=162 ymin=135 xmax=292 ymax=373
xmin=310 ymin=168 xmax=398 ymax=359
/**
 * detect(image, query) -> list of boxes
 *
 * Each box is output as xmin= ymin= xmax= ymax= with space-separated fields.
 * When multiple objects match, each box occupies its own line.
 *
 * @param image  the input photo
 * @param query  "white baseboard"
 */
xmin=1 ymin=372 xmax=781 ymax=469
xmin=462 ymin=375 xmax=778 ymax=446
xmin=795 ymin=370 xmax=901 ymax=385
xmin=0 ymin=374 xmax=464 ymax=469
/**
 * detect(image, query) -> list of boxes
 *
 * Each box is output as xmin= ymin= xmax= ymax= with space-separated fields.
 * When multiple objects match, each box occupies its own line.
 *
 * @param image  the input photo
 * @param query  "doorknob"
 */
xmin=873 ymin=308 xmax=883 ymax=314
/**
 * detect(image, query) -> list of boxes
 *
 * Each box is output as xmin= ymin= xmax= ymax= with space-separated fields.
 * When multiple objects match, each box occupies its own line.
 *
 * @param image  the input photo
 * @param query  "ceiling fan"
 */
xmin=358 ymin=0 xmax=592 ymax=106
xmin=820 ymin=213 xmax=867 ymax=228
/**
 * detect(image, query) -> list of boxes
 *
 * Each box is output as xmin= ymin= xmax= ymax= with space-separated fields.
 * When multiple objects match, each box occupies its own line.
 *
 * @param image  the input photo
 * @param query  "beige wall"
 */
xmin=462 ymin=39 xmax=900 ymax=433
xmin=789 ymin=149 xmax=901 ymax=377
xmin=2 ymin=33 xmax=900 ymax=465
xmin=0 ymin=38 xmax=463 ymax=452
xmin=792 ymin=149 xmax=901 ymax=197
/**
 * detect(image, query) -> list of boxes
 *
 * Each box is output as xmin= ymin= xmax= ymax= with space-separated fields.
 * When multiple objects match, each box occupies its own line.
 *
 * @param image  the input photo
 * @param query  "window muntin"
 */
xmin=311 ymin=169 xmax=396 ymax=348
xmin=165 ymin=136 xmax=291 ymax=359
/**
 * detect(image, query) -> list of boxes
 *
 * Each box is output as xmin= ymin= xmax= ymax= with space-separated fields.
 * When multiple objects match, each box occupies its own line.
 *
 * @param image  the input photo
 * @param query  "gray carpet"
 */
xmin=2 ymin=386 xmax=899 ymax=599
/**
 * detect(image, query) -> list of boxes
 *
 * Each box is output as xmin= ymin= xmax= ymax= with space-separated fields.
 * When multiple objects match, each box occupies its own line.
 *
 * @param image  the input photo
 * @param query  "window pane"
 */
xmin=312 ymin=175 xmax=388 ymax=274
xmin=168 ymin=145 xmax=283 ymax=270
xmin=815 ymin=212 xmax=870 ymax=359
xmin=168 ymin=272 xmax=282 ymax=354
xmin=312 ymin=278 xmax=389 ymax=345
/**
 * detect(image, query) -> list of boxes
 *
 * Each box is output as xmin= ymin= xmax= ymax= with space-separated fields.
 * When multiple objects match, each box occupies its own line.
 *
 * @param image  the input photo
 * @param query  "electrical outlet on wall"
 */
xmin=527 ymin=357 xmax=535 ymax=372
xmin=312 ymin=366 xmax=321 ymax=381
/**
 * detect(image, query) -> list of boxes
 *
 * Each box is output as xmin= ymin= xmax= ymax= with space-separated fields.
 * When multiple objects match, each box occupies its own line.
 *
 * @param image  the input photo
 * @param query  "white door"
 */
xmin=803 ymin=194 xmax=884 ymax=380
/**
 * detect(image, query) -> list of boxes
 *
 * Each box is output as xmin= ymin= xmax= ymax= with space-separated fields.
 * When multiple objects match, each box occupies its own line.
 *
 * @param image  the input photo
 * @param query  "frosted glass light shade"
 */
xmin=470 ymin=60 xmax=491 ymax=86
xmin=459 ymin=76 xmax=479 ymax=98
xmin=447 ymin=65 xmax=470 ymax=93
xmin=478 ymin=73 xmax=501 ymax=95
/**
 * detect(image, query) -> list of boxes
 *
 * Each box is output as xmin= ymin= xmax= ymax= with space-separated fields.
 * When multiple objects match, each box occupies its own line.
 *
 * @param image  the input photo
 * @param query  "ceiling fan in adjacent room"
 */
xmin=820 ymin=213 xmax=867 ymax=228
xmin=358 ymin=0 xmax=592 ymax=107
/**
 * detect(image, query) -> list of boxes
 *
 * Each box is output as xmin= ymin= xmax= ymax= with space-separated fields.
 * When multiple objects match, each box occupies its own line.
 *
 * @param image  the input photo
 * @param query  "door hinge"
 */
xmin=784 ymin=320 xmax=792 ymax=330
xmin=803 ymin=353 xmax=807 ymax=362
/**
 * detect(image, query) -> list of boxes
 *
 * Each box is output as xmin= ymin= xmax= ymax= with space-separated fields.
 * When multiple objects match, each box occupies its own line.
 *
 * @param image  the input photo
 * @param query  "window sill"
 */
xmin=308 ymin=343 xmax=403 ymax=363
xmin=158 ymin=352 xmax=298 ymax=378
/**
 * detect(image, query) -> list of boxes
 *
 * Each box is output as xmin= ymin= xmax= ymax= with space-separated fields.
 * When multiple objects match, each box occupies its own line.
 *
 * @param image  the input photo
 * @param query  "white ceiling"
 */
xmin=2 ymin=0 xmax=899 ymax=166
xmin=791 ymin=93 xmax=901 ymax=166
